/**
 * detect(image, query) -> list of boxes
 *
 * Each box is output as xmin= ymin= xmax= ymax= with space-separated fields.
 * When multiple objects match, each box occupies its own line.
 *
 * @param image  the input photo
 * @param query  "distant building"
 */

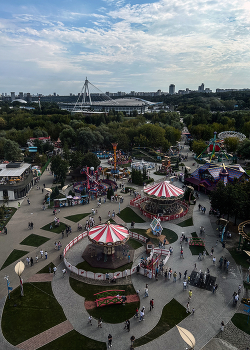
xmin=169 ymin=84 xmax=175 ymax=95
xmin=198 ymin=83 xmax=204 ymax=92
xmin=10 ymin=92 xmax=15 ymax=101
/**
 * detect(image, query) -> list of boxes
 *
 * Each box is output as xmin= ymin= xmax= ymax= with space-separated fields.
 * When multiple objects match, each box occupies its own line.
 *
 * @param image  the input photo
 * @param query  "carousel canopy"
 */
xmin=144 ymin=180 xmax=184 ymax=199
xmin=88 ymin=223 xmax=129 ymax=245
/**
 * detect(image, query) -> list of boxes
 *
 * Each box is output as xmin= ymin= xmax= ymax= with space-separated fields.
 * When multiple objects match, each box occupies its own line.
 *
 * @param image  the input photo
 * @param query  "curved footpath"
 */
xmin=51 ymin=201 xmax=242 ymax=350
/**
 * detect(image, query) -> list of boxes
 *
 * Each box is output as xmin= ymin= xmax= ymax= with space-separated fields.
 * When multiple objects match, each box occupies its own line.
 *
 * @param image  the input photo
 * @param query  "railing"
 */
xmin=63 ymin=231 xmax=169 ymax=280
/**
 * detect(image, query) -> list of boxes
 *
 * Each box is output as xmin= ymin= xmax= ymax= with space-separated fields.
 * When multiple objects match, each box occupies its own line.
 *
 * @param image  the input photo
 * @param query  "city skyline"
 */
xmin=1 ymin=0 xmax=250 ymax=95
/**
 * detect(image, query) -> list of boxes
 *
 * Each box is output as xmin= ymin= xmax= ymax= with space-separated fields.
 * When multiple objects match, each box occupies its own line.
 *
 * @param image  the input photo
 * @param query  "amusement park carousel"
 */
xmin=82 ymin=222 xmax=134 ymax=269
xmin=139 ymin=180 xmax=188 ymax=219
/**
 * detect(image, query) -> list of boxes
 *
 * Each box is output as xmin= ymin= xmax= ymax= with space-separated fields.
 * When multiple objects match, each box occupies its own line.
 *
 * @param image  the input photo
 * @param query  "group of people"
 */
xmin=198 ymin=204 xmax=206 ymax=214
xmin=85 ymin=217 xmax=95 ymax=230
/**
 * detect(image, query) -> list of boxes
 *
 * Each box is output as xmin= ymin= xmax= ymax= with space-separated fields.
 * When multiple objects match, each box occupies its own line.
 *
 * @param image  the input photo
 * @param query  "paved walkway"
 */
xmin=0 ymin=141 xmax=247 ymax=349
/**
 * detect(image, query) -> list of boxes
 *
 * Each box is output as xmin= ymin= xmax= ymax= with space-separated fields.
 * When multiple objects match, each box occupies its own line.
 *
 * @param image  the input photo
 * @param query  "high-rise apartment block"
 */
xmin=169 ymin=84 xmax=175 ymax=94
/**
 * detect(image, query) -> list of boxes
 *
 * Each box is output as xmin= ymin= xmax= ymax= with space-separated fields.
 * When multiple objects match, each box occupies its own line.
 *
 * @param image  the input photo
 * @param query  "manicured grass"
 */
xmin=162 ymin=228 xmax=178 ymax=244
xmin=132 ymin=228 xmax=158 ymax=245
xmin=64 ymin=213 xmax=90 ymax=223
xmin=20 ymin=234 xmax=50 ymax=247
xmin=128 ymin=238 xmax=143 ymax=249
xmin=188 ymin=232 xmax=207 ymax=255
xmin=2 ymin=282 xmax=66 ymax=345
xmin=75 ymin=260 xmax=133 ymax=273
xmin=39 ymin=330 xmax=106 ymax=350
xmin=177 ymin=217 xmax=193 ymax=227
xmin=134 ymin=299 xmax=189 ymax=347
xmin=37 ymin=262 xmax=56 ymax=274
xmin=229 ymin=248 xmax=250 ymax=269
xmin=231 ymin=313 xmax=250 ymax=335
xmin=41 ymin=222 xmax=68 ymax=234
xmin=69 ymin=278 xmax=136 ymax=301
xmin=1 ymin=249 xmax=29 ymax=270
xmin=118 ymin=207 xmax=145 ymax=223
xmin=69 ymin=278 xmax=139 ymax=323
xmin=89 ymin=301 xmax=139 ymax=324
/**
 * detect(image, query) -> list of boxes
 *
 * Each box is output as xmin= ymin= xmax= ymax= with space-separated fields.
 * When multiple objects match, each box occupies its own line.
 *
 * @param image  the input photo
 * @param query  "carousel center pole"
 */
xmin=112 ymin=143 xmax=118 ymax=171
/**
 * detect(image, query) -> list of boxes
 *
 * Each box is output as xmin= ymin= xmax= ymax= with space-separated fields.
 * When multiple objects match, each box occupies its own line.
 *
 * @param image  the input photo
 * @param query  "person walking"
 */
xmin=30 ymin=257 xmax=34 ymax=266
xmin=173 ymin=271 xmax=177 ymax=282
xmin=88 ymin=315 xmax=93 ymax=326
xmin=45 ymin=251 xmax=48 ymax=259
xmin=144 ymin=285 xmax=149 ymax=297
xmin=134 ymin=307 xmax=139 ymax=318
xmin=139 ymin=307 xmax=145 ymax=321
xmin=40 ymin=249 xmax=44 ymax=259
xmin=62 ymin=268 xmax=67 ymax=277
xmin=188 ymin=290 xmax=193 ymax=300
xmin=98 ymin=317 xmax=102 ymax=328
xmin=150 ymin=299 xmax=154 ymax=311
xmin=26 ymin=257 xmax=30 ymax=266
xmin=130 ymin=335 xmax=135 ymax=348
xmin=108 ymin=334 xmax=112 ymax=348
xmin=184 ymin=270 xmax=188 ymax=279
xmin=186 ymin=302 xmax=190 ymax=313
xmin=221 ymin=321 xmax=225 ymax=332
xmin=183 ymin=280 xmax=187 ymax=290
xmin=212 ymin=256 xmax=216 ymax=265
xmin=126 ymin=319 xmax=130 ymax=332
xmin=53 ymin=266 xmax=57 ymax=275
xmin=35 ymin=255 xmax=39 ymax=263
xmin=191 ymin=308 xmax=195 ymax=315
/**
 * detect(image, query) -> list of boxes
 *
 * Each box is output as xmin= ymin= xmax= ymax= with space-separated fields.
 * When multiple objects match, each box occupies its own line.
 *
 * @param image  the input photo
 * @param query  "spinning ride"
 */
xmin=141 ymin=180 xmax=185 ymax=217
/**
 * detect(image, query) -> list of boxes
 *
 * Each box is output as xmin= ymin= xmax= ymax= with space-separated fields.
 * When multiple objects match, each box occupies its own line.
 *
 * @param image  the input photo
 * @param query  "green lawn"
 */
xmin=162 ymin=228 xmax=178 ymax=244
xmin=1 ymin=249 xmax=29 ymax=270
xmin=2 ymin=282 xmax=66 ymax=346
xmin=128 ymin=238 xmax=143 ymax=249
xmin=41 ymin=222 xmax=68 ymax=234
xmin=37 ymin=262 xmax=56 ymax=274
xmin=228 ymin=248 xmax=250 ymax=269
xmin=189 ymin=232 xmax=207 ymax=255
xmin=20 ymin=234 xmax=50 ymax=247
xmin=69 ymin=278 xmax=139 ymax=323
xmin=118 ymin=207 xmax=145 ymax=223
xmin=177 ymin=217 xmax=193 ymax=227
xmin=134 ymin=299 xmax=189 ymax=347
xmin=231 ymin=313 xmax=250 ymax=335
xmin=76 ymin=260 xmax=133 ymax=273
xmin=64 ymin=213 xmax=90 ymax=223
xmin=39 ymin=330 xmax=106 ymax=350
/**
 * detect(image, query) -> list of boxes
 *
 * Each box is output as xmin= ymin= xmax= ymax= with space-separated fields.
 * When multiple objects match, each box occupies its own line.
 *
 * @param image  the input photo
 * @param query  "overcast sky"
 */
xmin=1 ymin=0 xmax=250 ymax=95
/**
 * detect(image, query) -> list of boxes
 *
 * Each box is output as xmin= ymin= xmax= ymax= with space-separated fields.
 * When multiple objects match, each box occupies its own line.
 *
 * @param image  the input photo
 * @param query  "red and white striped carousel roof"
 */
xmin=88 ymin=223 xmax=129 ymax=244
xmin=144 ymin=180 xmax=184 ymax=198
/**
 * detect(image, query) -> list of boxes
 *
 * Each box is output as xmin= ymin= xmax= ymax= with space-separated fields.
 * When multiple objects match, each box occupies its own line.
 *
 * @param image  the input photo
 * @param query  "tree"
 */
xmin=237 ymin=139 xmax=250 ymax=159
xmin=81 ymin=152 xmax=101 ymax=170
xmin=59 ymin=127 xmax=76 ymax=148
xmin=3 ymin=139 xmax=22 ymax=161
xmin=209 ymin=181 xmax=228 ymax=217
xmin=192 ymin=140 xmax=207 ymax=157
xmin=50 ymin=155 xmax=68 ymax=182
xmin=223 ymin=137 xmax=239 ymax=154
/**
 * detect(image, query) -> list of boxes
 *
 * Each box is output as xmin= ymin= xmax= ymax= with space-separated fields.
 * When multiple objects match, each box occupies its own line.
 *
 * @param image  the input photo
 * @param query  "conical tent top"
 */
xmin=176 ymin=325 xmax=195 ymax=348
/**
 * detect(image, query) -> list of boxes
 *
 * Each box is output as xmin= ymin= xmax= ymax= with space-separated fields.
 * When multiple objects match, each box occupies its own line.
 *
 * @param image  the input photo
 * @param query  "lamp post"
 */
xmin=15 ymin=261 xmax=25 ymax=297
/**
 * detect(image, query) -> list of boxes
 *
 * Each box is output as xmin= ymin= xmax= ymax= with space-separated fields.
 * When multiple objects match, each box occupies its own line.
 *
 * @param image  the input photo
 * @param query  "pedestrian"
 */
xmin=139 ymin=307 xmax=145 ymax=321
xmin=150 ymin=299 xmax=154 ymax=311
xmin=126 ymin=319 xmax=130 ymax=332
xmin=108 ymin=334 xmax=112 ymax=348
xmin=30 ymin=257 xmax=33 ymax=266
xmin=183 ymin=280 xmax=187 ymax=290
xmin=134 ymin=307 xmax=139 ymax=318
xmin=4 ymin=226 xmax=7 ymax=235
xmin=88 ymin=315 xmax=93 ymax=326
xmin=144 ymin=285 xmax=149 ymax=297
xmin=179 ymin=272 xmax=182 ymax=279
xmin=238 ymin=284 xmax=242 ymax=295
xmin=191 ymin=308 xmax=195 ymax=315
xmin=198 ymin=252 xmax=202 ymax=261
xmin=99 ymin=216 xmax=101 ymax=224
xmin=194 ymin=263 xmax=197 ymax=270
xmin=45 ymin=251 xmax=48 ymax=259
xmin=62 ymin=268 xmax=67 ymax=277
xmin=40 ymin=249 xmax=44 ymax=259
xmin=26 ymin=257 xmax=30 ymax=266
xmin=53 ymin=266 xmax=57 ymax=275
xmin=211 ymin=247 xmax=214 ymax=255
xmin=212 ymin=256 xmax=216 ymax=265
xmin=61 ymin=230 xmax=64 ymax=238
xmin=180 ymin=249 xmax=184 ymax=259
xmin=130 ymin=335 xmax=135 ymax=348
xmin=188 ymin=290 xmax=192 ymax=300
xmin=35 ymin=255 xmax=39 ymax=263
xmin=173 ymin=271 xmax=177 ymax=282
xmin=186 ymin=302 xmax=190 ymax=313
xmin=221 ymin=321 xmax=225 ymax=332
xmin=98 ymin=317 xmax=102 ymax=328
xmin=184 ymin=270 xmax=188 ymax=279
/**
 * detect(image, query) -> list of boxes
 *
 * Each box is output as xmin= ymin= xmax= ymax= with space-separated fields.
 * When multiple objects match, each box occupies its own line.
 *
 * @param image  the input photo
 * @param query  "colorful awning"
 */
xmin=88 ymin=223 xmax=129 ymax=245
xmin=144 ymin=180 xmax=184 ymax=199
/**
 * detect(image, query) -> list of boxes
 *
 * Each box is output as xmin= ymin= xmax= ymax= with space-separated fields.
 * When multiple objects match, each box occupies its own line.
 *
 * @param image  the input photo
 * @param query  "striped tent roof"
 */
xmin=144 ymin=180 xmax=184 ymax=199
xmin=88 ymin=223 xmax=129 ymax=245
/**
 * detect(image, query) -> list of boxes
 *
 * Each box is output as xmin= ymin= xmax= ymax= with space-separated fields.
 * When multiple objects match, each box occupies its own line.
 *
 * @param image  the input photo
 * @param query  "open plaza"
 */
xmin=0 ymin=142 xmax=249 ymax=350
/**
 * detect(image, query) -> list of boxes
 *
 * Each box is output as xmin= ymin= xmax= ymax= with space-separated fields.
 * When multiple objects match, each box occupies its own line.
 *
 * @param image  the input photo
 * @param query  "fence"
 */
xmin=63 ymin=231 xmax=170 ymax=280
xmin=130 ymin=196 xmax=189 ymax=222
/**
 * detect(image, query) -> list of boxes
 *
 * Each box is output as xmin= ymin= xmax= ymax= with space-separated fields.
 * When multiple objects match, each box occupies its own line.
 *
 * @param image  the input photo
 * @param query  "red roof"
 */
xmin=88 ymin=223 xmax=129 ymax=245
xmin=144 ymin=180 xmax=184 ymax=198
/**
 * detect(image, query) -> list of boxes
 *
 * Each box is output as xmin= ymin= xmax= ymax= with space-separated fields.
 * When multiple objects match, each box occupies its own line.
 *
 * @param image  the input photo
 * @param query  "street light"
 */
xmin=15 ymin=261 xmax=25 ymax=297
